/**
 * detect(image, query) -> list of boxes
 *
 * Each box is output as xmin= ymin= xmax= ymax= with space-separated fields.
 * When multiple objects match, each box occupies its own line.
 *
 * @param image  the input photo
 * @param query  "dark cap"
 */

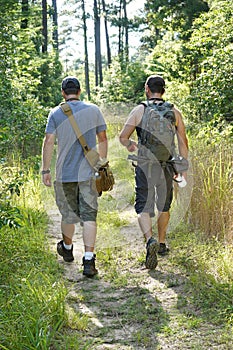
xmin=146 ymin=75 xmax=165 ymax=89
xmin=61 ymin=76 xmax=80 ymax=93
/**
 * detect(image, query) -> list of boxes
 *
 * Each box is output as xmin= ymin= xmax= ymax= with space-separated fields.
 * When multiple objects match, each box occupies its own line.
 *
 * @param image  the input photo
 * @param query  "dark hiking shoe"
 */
xmin=145 ymin=237 xmax=159 ymax=269
xmin=57 ymin=240 xmax=74 ymax=262
xmin=82 ymin=255 xmax=98 ymax=277
xmin=158 ymin=243 xmax=170 ymax=256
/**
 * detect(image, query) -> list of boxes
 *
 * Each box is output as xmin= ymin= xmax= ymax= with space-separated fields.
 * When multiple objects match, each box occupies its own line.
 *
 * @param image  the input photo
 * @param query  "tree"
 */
xmin=92 ymin=57 xmax=147 ymax=104
xmin=94 ymin=0 xmax=103 ymax=86
xmin=52 ymin=0 xmax=59 ymax=51
xmin=21 ymin=0 xmax=29 ymax=29
xmin=109 ymin=0 xmax=133 ymax=65
xmin=42 ymin=0 xmax=48 ymax=53
xmin=81 ymin=0 xmax=91 ymax=99
xmin=0 ymin=0 xmax=62 ymax=158
xmin=122 ymin=0 xmax=129 ymax=62
xmin=102 ymin=0 xmax=111 ymax=67
xmin=116 ymin=0 xmax=128 ymax=60
xmin=184 ymin=0 xmax=233 ymax=123
xmin=142 ymin=0 xmax=209 ymax=48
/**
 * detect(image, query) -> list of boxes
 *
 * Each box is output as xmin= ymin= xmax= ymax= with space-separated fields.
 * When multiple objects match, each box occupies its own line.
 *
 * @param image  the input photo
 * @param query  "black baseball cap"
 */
xmin=146 ymin=75 xmax=165 ymax=89
xmin=61 ymin=76 xmax=80 ymax=93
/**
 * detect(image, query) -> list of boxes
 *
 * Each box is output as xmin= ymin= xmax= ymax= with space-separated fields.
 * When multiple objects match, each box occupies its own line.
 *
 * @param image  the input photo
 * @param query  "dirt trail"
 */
xmin=47 ymin=206 xmax=231 ymax=350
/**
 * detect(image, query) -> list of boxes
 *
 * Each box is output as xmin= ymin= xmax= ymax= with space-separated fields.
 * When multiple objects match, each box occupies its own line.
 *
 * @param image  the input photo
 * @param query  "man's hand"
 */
xmin=127 ymin=140 xmax=138 ymax=152
xmin=42 ymin=173 xmax=52 ymax=187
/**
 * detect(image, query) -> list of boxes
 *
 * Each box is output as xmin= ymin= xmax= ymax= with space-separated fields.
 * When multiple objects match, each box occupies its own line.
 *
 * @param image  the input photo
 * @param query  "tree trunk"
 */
xmin=118 ymin=0 xmax=123 ymax=56
xmin=21 ymin=0 xmax=29 ymax=29
xmin=122 ymin=0 xmax=128 ymax=62
xmin=52 ymin=0 xmax=59 ymax=51
xmin=42 ymin=0 xmax=47 ymax=53
xmin=94 ymin=0 xmax=98 ymax=86
xmin=102 ymin=0 xmax=111 ymax=67
xmin=81 ymin=0 xmax=90 ymax=99
xmin=94 ymin=0 xmax=102 ymax=86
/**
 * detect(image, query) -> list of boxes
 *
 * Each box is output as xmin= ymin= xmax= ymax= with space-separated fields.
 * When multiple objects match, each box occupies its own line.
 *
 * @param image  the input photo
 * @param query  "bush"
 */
xmin=92 ymin=57 xmax=147 ymax=104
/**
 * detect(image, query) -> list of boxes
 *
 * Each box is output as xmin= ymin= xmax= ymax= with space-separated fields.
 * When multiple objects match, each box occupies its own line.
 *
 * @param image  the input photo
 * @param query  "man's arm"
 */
xmin=41 ymin=133 xmax=55 ymax=187
xmin=173 ymin=108 xmax=189 ymax=181
xmin=119 ymin=105 xmax=143 ymax=152
xmin=97 ymin=130 xmax=108 ymax=159
xmin=174 ymin=108 xmax=189 ymax=159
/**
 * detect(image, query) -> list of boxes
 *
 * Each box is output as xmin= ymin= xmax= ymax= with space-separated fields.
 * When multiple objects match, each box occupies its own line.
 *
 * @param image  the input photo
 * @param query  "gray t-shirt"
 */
xmin=45 ymin=101 xmax=107 ymax=182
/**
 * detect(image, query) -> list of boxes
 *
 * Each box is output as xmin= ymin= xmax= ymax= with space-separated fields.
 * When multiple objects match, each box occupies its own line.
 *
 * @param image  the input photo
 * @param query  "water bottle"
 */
xmin=176 ymin=174 xmax=187 ymax=188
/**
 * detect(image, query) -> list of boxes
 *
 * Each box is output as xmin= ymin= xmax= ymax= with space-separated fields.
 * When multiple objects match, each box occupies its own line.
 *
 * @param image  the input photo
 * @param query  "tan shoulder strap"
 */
xmin=60 ymin=102 xmax=100 ymax=169
xmin=60 ymin=102 xmax=90 ymax=152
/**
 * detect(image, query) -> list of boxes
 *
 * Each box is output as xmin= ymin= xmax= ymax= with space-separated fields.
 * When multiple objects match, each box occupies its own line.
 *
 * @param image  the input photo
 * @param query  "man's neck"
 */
xmin=65 ymin=94 xmax=79 ymax=102
xmin=149 ymin=93 xmax=163 ymax=100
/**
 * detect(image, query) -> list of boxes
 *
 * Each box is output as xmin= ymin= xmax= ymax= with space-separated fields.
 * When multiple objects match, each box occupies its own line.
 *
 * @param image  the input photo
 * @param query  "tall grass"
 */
xmin=189 ymin=141 xmax=232 ymax=242
xmin=0 ymin=162 xmax=67 ymax=349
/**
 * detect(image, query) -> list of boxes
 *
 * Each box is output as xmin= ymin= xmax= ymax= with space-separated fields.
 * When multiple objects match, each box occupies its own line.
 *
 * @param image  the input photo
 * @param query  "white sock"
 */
xmin=84 ymin=252 xmax=94 ymax=260
xmin=63 ymin=242 xmax=72 ymax=250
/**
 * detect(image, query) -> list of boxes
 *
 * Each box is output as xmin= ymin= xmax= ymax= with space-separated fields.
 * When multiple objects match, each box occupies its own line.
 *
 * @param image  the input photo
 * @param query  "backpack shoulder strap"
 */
xmin=141 ymin=99 xmax=171 ymax=109
xmin=140 ymin=100 xmax=175 ymax=121
xmin=140 ymin=101 xmax=148 ymax=108
xmin=163 ymin=101 xmax=174 ymax=109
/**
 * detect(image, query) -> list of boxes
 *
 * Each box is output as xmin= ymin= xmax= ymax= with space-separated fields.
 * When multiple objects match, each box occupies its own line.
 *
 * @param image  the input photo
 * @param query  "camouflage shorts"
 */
xmin=54 ymin=180 xmax=98 ymax=224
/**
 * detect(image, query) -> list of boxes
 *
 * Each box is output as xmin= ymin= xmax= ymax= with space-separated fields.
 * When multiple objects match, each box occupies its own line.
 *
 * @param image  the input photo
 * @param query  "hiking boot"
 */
xmin=82 ymin=255 xmax=98 ymax=277
xmin=57 ymin=240 xmax=74 ymax=262
xmin=145 ymin=237 xmax=159 ymax=269
xmin=158 ymin=243 xmax=170 ymax=256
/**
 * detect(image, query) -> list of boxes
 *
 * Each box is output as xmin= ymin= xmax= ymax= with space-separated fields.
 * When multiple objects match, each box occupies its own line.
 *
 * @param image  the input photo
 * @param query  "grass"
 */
xmin=189 ymin=141 xmax=233 ymax=242
xmin=0 ymin=128 xmax=232 ymax=349
xmin=0 ymin=163 xmax=67 ymax=349
xmin=169 ymin=225 xmax=233 ymax=327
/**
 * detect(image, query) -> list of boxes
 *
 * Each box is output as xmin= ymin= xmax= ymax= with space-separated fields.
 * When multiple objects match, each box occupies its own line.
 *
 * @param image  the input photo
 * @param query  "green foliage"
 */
xmin=36 ymin=54 xmax=63 ymax=107
xmin=0 ymin=167 xmax=25 ymax=229
xmin=147 ymin=32 xmax=186 ymax=84
xmin=0 ymin=205 xmax=22 ymax=229
xmin=183 ymin=1 xmax=233 ymax=123
xmin=142 ymin=0 xmax=209 ymax=48
xmin=0 ymin=164 xmax=67 ymax=349
xmin=92 ymin=57 xmax=147 ymax=104
xmin=0 ymin=157 xmax=45 ymax=229
xmin=0 ymin=96 xmax=47 ymax=159
xmin=0 ymin=0 xmax=62 ymax=159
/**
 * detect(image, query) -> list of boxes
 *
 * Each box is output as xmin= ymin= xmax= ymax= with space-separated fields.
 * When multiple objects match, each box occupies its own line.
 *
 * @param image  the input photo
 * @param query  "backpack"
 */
xmin=138 ymin=100 xmax=176 ymax=162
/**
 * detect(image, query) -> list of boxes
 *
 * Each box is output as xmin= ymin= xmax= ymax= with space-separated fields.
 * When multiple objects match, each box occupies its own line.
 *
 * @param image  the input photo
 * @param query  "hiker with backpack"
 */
xmin=119 ymin=75 xmax=188 ymax=269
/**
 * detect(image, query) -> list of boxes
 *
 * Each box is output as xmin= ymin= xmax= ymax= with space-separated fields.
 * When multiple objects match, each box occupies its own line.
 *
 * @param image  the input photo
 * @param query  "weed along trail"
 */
xmin=46 ymin=191 xmax=232 ymax=350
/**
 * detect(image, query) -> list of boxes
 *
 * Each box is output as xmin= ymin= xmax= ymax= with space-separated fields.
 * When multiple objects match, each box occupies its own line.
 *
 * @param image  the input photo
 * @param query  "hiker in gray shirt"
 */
xmin=41 ymin=76 xmax=108 ymax=277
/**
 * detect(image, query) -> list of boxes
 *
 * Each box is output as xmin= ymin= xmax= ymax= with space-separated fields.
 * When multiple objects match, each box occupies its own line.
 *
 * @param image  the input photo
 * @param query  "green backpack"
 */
xmin=138 ymin=100 xmax=176 ymax=162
